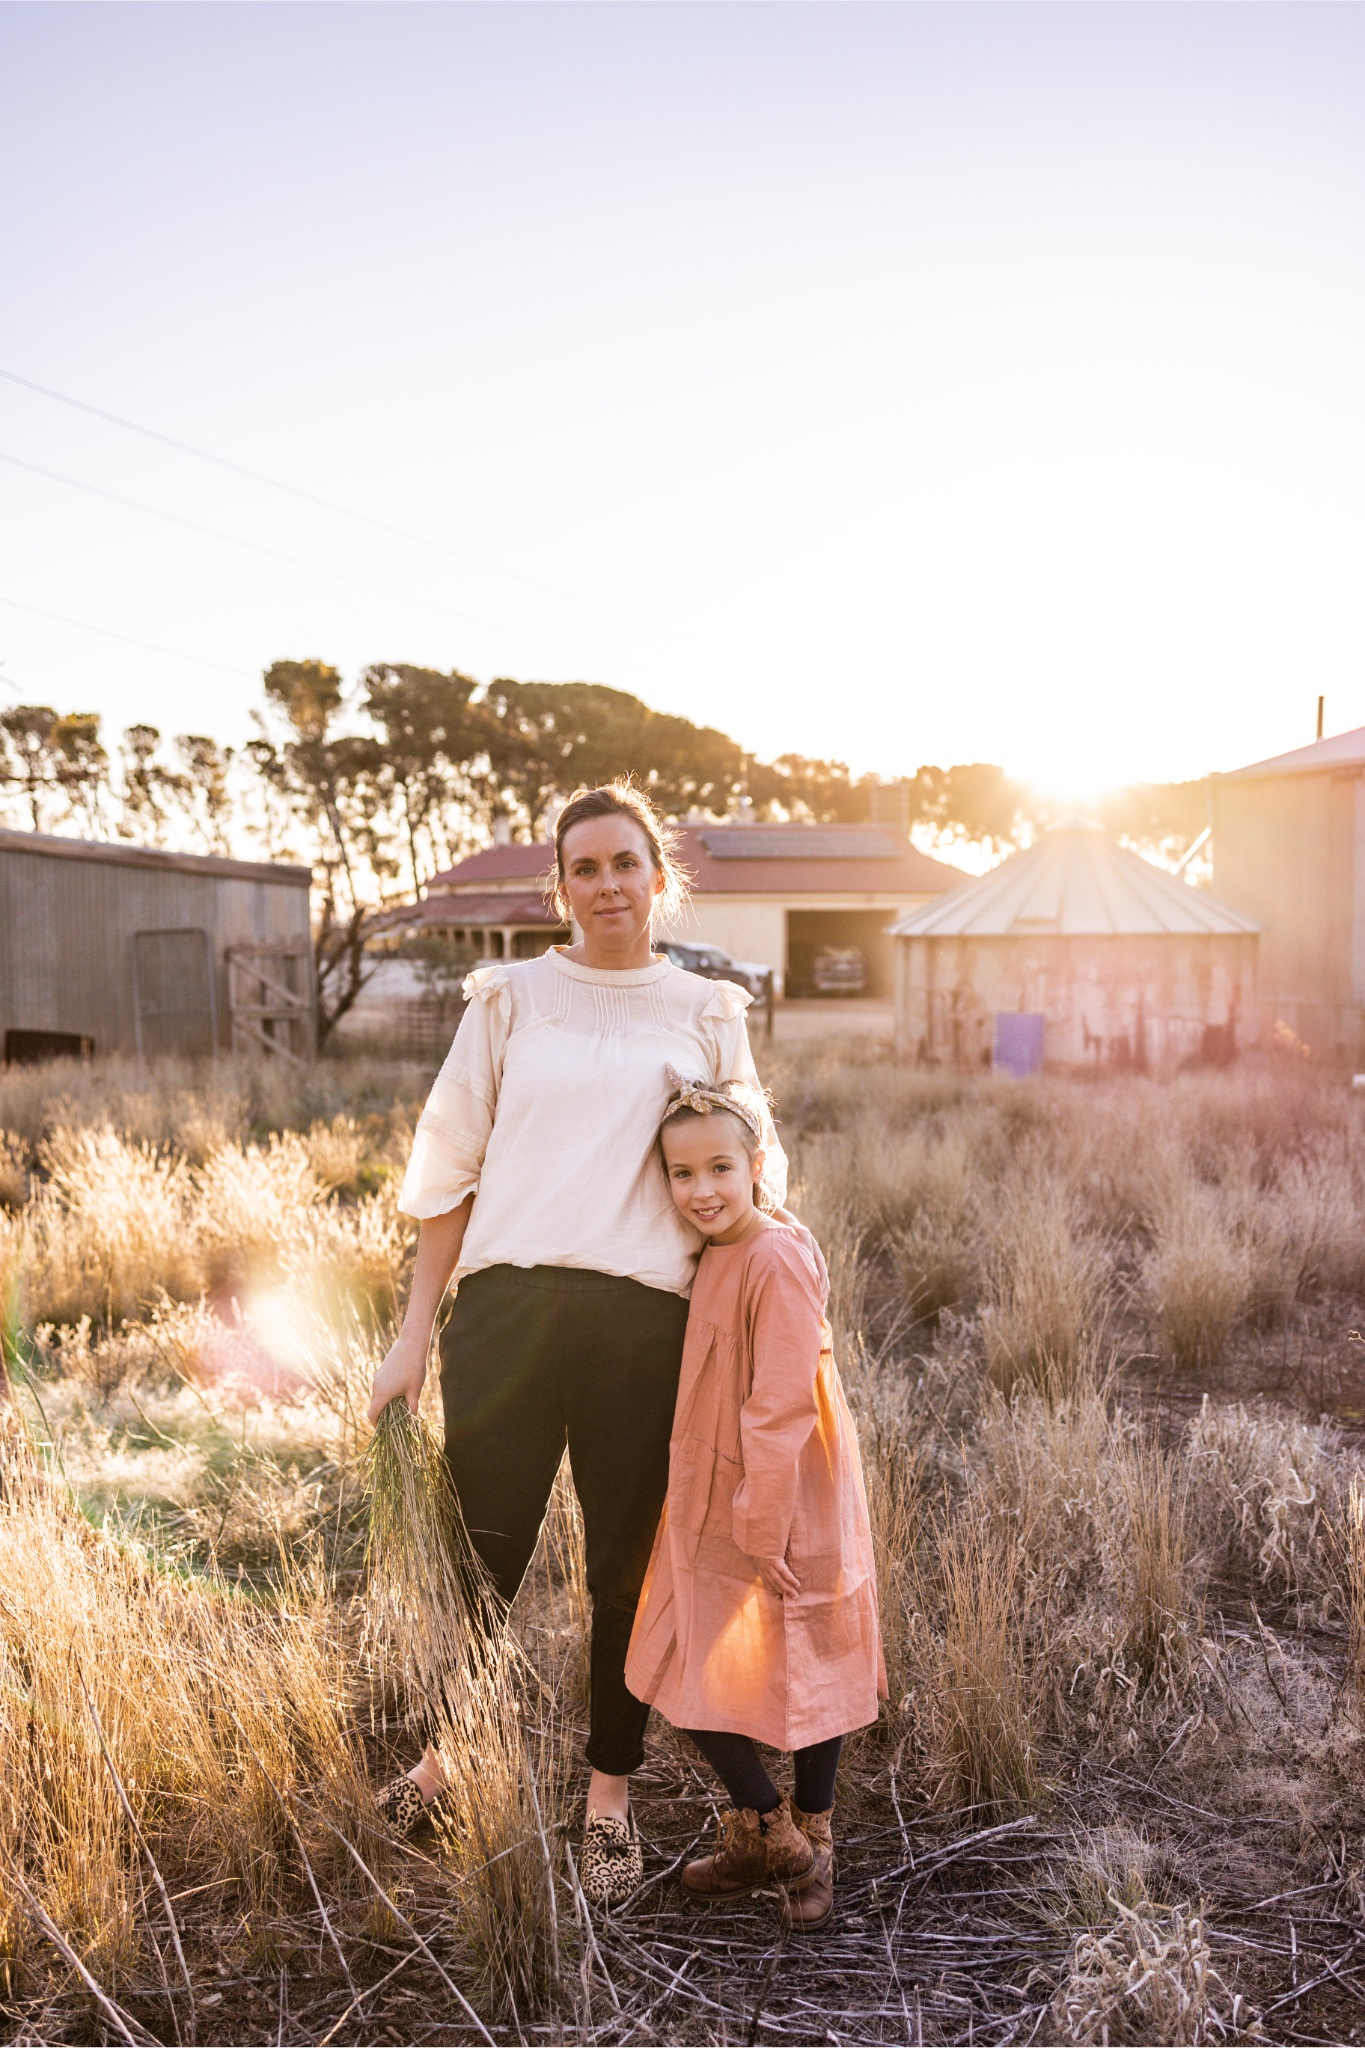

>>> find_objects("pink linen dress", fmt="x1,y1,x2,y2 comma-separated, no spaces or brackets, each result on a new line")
624,1220,887,1750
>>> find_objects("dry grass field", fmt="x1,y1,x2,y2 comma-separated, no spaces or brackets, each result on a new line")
4,1040,1365,2044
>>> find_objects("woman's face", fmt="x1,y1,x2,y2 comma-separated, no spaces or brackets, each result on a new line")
559,816,664,952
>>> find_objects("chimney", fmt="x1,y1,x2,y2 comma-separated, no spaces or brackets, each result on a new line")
1317,695,1325,741
492,811,513,847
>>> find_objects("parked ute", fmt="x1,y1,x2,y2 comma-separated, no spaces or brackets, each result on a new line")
662,942,771,999
811,946,866,996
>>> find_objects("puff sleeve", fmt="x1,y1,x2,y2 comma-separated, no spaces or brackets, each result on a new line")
730,1237,824,1560
397,965,513,1219
701,981,788,1209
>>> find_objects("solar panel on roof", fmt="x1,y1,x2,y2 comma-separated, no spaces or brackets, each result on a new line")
698,829,904,860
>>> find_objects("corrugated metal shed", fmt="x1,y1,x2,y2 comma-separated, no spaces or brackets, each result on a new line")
0,830,315,1059
1210,726,1365,1059
1223,726,1365,780
890,818,1259,940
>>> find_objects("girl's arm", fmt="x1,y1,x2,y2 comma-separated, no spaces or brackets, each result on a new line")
731,1244,823,1585
367,1195,474,1420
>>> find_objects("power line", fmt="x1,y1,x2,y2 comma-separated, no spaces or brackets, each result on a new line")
0,365,660,636
0,593,255,679
0,449,603,660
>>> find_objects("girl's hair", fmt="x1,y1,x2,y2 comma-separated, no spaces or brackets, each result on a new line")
550,779,691,925
659,1077,776,1213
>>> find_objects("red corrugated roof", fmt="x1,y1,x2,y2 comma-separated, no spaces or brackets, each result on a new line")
428,842,554,887
425,824,961,899
381,890,562,930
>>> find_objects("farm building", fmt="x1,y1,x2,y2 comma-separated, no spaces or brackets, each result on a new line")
0,829,315,1061
889,818,1259,1073
387,820,962,997
1210,725,1365,1061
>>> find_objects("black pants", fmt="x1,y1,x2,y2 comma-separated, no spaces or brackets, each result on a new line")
686,1730,844,1816
439,1263,688,1776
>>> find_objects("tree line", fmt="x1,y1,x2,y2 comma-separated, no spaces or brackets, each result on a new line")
0,660,1211,1038
0,658,1210,899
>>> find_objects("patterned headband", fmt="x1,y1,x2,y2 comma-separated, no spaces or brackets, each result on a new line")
661,1066,765,1141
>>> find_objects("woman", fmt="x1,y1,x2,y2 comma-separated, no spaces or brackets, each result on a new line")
366,780,784,1908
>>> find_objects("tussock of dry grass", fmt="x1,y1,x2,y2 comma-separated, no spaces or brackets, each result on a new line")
1054,1894,1262,2044
1108,1434,1195,1686
979,1171,1111,1397
0,1447,373,1988
1184,1397,1365,1628
1,1120,413,1338
1146,1182,1251,1369
906,1507,1040,1815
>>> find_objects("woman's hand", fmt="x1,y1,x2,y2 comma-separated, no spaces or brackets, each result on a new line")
366,1201,473,1425
367,1331,430,1423
753,1554,802,1599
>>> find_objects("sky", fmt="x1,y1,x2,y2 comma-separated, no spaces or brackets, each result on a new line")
1,2,1363,799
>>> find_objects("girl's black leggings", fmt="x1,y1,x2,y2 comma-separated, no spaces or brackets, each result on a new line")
686,1728,844,1815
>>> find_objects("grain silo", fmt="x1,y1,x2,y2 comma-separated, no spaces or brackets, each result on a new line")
889,818,1259,1074
0,830,315,1061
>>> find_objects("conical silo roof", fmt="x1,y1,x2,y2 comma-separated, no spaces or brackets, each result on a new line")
888,818,1259,940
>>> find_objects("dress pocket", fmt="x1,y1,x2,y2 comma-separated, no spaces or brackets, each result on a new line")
668,1436,720,1536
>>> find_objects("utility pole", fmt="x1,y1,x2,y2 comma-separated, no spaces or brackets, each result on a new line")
1317,695,1325,741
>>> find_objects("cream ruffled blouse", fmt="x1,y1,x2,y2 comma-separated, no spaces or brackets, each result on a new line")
398,949,787,1298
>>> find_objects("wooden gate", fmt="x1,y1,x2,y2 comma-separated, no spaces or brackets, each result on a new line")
227,945,314,1062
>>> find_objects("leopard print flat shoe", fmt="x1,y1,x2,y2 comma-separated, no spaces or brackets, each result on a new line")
578,1810,643,1910
374,1775,427,1840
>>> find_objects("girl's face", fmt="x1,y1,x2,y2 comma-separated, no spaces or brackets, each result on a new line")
661,1115,765,1244
559,816,664,953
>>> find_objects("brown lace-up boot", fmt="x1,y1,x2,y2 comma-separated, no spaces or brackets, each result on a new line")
682,1795,816,1899
780,1805,834,1930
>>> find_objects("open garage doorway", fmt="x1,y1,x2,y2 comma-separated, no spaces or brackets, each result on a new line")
786,910,896,997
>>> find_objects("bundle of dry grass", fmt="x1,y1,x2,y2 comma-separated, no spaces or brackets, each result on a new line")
363,1402,566,2017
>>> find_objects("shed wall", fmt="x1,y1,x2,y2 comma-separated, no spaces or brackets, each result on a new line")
1211,769,1361,1058
0,843,313,1055
895,932,1259,1073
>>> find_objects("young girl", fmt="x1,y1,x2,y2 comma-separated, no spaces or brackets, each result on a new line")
625,1074,886,1930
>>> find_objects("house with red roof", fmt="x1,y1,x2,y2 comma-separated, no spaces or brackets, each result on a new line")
388,820,964,998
